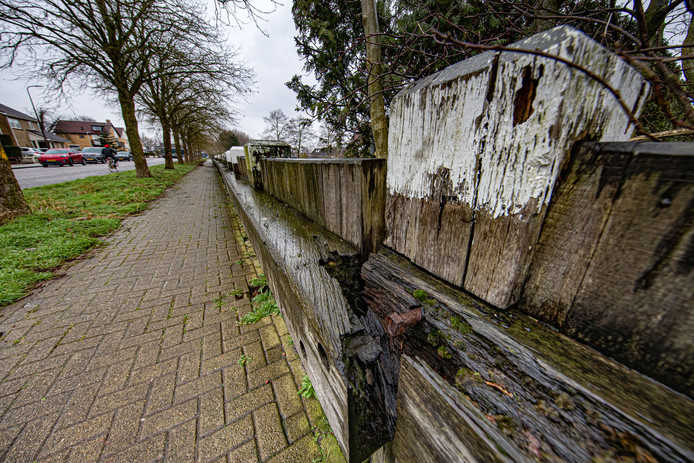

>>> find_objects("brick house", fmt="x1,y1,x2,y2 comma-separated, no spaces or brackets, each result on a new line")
0,103,68,149
53,119,130,151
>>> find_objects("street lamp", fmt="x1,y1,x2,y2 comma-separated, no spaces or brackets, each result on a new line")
26,85,49,149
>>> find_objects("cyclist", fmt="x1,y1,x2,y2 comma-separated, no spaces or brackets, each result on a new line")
102,144,117,169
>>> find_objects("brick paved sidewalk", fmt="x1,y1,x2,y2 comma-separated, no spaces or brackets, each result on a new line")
0,165,337,462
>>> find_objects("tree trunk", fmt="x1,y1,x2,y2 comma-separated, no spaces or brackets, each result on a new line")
535,0,561,32
361,0,388,158
183,138,191,163
162,120,174,170
644,0,668,47
173,128,185,165
0,145,30,226
119,93,151,178
683,14,694,89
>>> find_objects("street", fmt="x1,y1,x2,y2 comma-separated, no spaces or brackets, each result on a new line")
12,157,167,189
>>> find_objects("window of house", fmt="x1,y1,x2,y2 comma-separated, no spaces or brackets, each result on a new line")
91,125,102,132
28,121,37,130
8,118,21,129
79,135,84,138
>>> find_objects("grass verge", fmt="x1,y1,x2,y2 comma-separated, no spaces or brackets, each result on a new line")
0,164,196,306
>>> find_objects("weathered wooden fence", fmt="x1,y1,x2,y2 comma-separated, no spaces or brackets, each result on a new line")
220,25,693,463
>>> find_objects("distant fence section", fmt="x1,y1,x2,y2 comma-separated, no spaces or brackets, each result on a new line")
261,159,386,255
216,24,693,463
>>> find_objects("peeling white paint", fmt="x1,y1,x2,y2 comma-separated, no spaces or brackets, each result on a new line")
388,25,649,218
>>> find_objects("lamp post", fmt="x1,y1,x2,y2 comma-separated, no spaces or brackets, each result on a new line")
26,85,48,149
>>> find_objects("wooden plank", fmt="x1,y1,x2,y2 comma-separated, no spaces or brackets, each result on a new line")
217,164,396,463
360,160,386,256
564,144,694,397
463,200,545,308
392,356,512,463
361,249,694,462
260,159,386,256
386,26,650,309
521,143,631,326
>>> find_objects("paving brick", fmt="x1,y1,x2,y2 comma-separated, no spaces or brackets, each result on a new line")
225,383,274,424
284,412,311,444
55,384,100,429
174,371,222,405
223,330,260,351
223,363,248,400
39,412,112,458
254,403,288,460
177,351,201,384
99,358,135,394
228,439,259,463
198,414,254,463
265,434,321,463
273,374,304,420
65,435,106,462
259,325,281,351
248,361,292,390
242,340,267,373
200,386,225,436
144,372,176,416
0,390,70,427
140,399,197,438
0,166,338,463
102,434,165,463
164,418,196,463
202,350,242,376
0,423,23,460
100,399,146,456
203,331,223,360
90,381,150,417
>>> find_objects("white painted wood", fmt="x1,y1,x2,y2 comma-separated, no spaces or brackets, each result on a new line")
388,25,649,218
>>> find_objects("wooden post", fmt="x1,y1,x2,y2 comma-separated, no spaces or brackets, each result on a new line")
386,26,650,308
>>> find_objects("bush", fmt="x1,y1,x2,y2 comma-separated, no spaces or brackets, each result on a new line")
3,145,21,163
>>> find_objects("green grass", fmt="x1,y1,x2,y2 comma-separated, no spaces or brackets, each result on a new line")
0,164,195,306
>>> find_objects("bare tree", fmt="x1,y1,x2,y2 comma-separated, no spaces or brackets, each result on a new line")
262,109,293,140
287,117,316,155
136,14,252,169
0,0,225,177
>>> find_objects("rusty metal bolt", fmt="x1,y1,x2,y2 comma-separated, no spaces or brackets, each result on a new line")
384,308,423,337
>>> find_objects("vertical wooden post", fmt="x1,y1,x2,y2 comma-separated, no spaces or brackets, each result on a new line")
361,0,388,158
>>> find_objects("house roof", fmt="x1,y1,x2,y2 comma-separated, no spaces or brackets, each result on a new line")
0,103,37,122
115,127,125,138
27,129,69,143
53,120,113,135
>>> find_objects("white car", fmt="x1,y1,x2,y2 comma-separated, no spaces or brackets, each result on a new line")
20,147,41,164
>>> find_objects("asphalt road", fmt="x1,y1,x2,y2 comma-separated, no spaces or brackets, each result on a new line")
12,158,167,189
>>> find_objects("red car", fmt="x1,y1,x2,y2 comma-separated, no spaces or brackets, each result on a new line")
39,148,86,167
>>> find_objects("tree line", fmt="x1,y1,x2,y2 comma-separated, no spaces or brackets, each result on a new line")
289,0,694,157
0,0,256,223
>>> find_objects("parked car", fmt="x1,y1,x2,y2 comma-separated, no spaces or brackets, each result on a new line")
39,148,85,167
81,147,106,163
20,147,41,164
116,151,132,161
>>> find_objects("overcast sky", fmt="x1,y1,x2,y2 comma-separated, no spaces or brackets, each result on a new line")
0,0,310,140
